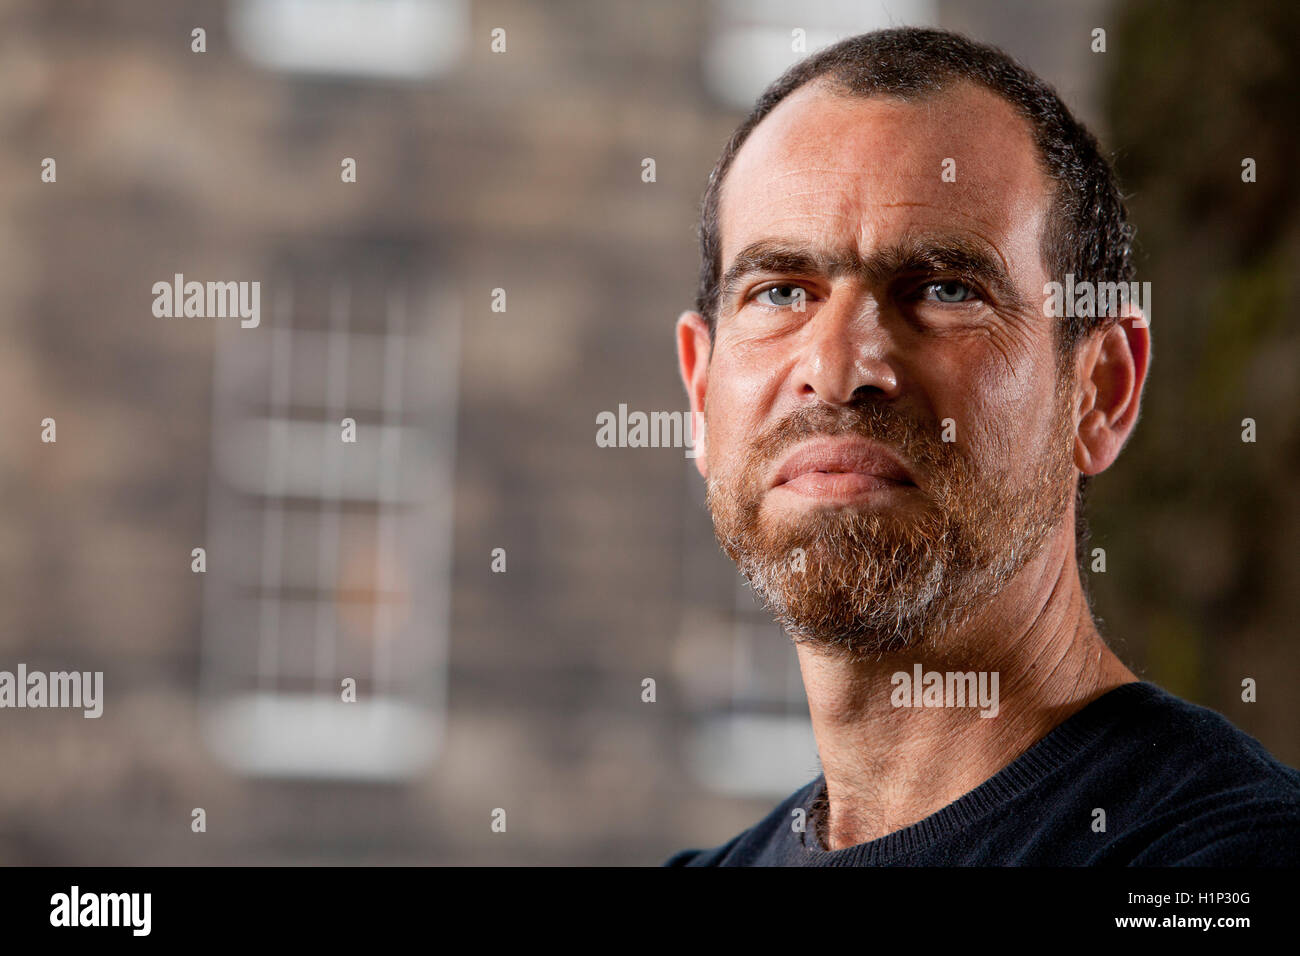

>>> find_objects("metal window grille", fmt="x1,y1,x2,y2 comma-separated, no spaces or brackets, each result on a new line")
199,243,458,780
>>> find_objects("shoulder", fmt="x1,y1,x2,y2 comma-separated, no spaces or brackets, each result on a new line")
660,776,823,866
1116,682,1300,797
660,834,744,867
1099,683,1300,865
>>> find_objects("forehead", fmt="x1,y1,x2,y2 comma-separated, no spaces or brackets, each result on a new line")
718,80,1052,274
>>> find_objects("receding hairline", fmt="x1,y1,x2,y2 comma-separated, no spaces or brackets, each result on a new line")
712,76,1056,290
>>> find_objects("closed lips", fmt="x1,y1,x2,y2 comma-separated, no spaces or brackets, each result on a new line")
772,440,915,488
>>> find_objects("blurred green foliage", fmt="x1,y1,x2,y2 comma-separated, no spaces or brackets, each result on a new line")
1092,0,1300,705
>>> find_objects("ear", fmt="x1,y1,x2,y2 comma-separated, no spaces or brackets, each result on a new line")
1073,307,1151,476
676,309,711,478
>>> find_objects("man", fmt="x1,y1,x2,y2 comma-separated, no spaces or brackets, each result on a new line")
666,27,1300,865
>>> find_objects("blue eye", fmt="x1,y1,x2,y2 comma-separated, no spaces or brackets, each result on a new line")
925,281,975,303
758,285,806,308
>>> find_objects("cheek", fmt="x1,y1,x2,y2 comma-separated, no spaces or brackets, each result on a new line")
701,371,749,476
704,351,781,476
928,343,1055,466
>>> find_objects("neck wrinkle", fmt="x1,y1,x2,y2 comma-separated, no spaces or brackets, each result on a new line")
799,531,1135,852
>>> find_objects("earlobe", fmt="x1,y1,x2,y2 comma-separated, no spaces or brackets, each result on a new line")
1074,409,1105,474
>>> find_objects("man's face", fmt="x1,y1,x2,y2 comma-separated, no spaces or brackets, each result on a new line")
694,80,1078,659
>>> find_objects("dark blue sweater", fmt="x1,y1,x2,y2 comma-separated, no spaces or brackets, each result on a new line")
665,681,1300,865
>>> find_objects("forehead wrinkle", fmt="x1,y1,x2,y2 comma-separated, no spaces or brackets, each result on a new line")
763,164,869,180
732,188,1024,267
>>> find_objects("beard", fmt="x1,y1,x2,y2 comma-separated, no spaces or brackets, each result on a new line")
705,379,1077,662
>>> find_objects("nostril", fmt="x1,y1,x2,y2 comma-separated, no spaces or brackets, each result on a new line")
850,384,889,401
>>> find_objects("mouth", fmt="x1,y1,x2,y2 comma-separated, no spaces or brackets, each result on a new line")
770,438,916,500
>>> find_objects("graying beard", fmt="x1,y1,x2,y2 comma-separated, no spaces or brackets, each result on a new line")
710,493,1041,662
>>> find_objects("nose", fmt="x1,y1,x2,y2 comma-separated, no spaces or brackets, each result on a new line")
793,295,901,404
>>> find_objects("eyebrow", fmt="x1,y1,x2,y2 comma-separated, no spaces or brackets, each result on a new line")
718,235,1027,313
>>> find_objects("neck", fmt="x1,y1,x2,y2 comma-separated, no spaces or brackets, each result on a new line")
795,533,1137,850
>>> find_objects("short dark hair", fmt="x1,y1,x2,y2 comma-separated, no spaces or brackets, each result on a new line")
694,27,1135,359
693,27,1134,585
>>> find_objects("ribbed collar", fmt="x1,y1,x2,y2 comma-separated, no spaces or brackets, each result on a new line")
793,680,1159,865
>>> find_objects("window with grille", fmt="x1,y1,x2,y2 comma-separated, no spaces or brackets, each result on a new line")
199,241,459,780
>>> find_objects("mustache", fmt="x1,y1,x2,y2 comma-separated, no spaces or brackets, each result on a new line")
745,401,954,482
